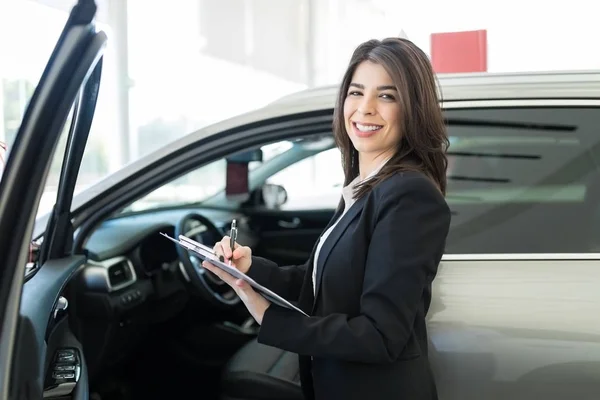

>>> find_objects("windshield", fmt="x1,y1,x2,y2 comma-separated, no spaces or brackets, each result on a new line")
123,140,295,212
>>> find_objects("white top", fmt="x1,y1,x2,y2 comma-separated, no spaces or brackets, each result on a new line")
312,158,390,294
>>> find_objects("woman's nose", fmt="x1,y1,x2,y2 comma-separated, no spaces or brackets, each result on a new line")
357,97,375,115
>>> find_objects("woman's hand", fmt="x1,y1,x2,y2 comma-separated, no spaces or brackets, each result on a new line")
206,236,269,324
213,235,252,274
201,260,270,324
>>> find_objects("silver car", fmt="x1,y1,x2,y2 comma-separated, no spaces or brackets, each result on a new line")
1,4,599,398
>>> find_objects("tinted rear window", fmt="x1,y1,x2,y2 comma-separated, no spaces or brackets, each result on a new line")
445,106,600,254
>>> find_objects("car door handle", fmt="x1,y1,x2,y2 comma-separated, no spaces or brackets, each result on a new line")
278,217,301,229
54,296,68,319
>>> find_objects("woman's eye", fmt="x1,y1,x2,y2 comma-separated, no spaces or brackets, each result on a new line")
380,93,396,100
347,91,362,96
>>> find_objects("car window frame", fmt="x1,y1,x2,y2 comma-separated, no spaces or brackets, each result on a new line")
68,99,600,262
70,111,335,248
441,99,600,261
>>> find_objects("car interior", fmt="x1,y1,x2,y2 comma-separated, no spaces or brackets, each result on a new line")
68,138,336,400
6,3,600,400
19,139,326,400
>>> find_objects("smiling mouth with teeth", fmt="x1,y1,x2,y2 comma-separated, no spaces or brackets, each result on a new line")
353,122,383,133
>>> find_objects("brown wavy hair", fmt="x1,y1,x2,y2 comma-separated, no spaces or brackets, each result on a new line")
332,37,449,197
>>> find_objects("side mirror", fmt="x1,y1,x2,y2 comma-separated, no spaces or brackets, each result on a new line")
262,183,287,209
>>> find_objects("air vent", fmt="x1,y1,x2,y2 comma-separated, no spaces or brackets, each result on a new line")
107,260,133,288
81,256,137,293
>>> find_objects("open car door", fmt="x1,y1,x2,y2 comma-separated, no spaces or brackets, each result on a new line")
0,1,105,398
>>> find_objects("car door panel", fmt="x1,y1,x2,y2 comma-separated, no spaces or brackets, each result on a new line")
0,1,106,398
249,209,335,266
45,314,89,400
16,256,87,398
430,258,600,400
432,104,600,398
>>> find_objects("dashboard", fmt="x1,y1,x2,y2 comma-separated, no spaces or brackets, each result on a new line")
71,207,251,375
84,208,236,260
80,207,246,291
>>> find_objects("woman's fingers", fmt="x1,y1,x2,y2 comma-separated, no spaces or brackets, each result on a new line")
213,242,224,261
202,262,253,303
232,246,248,260
214,237,235,263
220,236,233,259
202,261,236,286
213,237,251,273
202,261,269,324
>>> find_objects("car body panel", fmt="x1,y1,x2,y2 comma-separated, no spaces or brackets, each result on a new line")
432,257,600,399
271,70,600,105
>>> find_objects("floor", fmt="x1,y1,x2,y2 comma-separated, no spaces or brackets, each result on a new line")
90,339,222,400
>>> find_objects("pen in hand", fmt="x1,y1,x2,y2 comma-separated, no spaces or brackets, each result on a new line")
229,219,238,265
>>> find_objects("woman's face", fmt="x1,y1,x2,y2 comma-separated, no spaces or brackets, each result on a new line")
343,61,402,159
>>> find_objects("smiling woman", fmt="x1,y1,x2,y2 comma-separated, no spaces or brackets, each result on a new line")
205,37,451,400
343,61,402,168
334,39,449,200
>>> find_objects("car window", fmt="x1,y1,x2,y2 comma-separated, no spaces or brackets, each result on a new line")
445,106,600,255
3,93,75,275
266,106,600,255
38,119,72,218
124,140,295,213
1,108,73,220
266,147,344,210
125,158,228,212
121,105,600,256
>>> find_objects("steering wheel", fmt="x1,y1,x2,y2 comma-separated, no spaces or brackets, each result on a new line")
175,212,240,307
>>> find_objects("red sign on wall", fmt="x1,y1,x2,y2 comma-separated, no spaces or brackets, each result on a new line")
430,29,488,73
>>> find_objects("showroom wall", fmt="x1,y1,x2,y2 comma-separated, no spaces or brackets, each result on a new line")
1,0,598,216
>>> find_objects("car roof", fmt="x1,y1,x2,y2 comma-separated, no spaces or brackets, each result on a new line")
267,70,600,110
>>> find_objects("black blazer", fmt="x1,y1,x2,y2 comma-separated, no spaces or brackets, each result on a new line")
247,171,451,400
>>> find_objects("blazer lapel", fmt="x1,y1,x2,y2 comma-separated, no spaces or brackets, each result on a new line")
312,196,367,309
298,202,344,312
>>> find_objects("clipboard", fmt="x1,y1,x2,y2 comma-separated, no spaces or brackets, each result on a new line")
160,232,308,316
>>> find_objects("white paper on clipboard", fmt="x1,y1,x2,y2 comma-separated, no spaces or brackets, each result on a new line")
160,232,308,316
